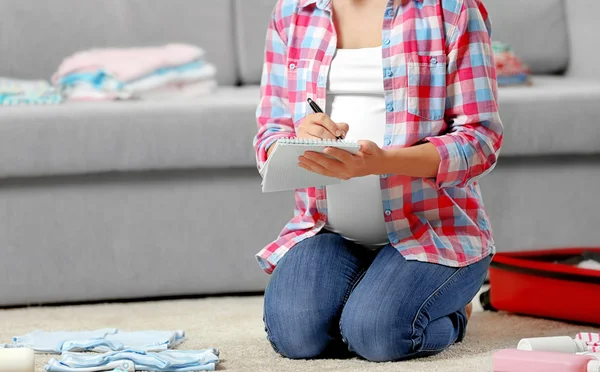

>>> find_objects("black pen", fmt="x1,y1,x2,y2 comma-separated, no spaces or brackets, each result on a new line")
307,98,343,140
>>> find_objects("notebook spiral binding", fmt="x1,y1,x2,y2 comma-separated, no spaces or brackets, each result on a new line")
279,137,359,147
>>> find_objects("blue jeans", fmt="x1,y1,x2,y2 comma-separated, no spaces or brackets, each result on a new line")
263,232,491,362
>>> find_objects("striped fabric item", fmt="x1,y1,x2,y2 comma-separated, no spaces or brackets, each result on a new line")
576,333,600,352
0,78,63,105
253,0,503,274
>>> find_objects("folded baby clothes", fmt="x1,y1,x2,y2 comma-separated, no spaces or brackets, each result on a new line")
46,359,135,372
0,78,63,105
57,71,133,101
12,329,118,353
97,330,186,353
53,44,204,84
126,61,216,96
54,45,217,101
45,349,221,372
11,329,185,353
492,41,531,86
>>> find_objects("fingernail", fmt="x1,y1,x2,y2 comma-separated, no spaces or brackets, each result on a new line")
336,130,342,137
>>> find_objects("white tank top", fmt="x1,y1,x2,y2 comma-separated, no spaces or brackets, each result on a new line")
324,47,389,248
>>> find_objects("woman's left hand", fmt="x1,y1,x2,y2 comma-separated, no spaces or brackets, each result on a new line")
298,140,385,180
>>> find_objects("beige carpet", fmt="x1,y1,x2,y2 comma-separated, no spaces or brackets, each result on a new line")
1,294,598,372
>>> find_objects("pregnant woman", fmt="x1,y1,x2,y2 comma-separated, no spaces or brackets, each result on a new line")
253,0,503,362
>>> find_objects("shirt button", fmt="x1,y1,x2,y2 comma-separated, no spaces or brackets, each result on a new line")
386,103,393,112
392,239,399,244
384,139,391,145
384,39,391,46
430,57,437,64
385,9,393,17
289,63,296,70
384,209,392,216
386,68,393,77
380,174,387,179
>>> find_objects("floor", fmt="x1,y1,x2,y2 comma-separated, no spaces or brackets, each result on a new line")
1,292,598,372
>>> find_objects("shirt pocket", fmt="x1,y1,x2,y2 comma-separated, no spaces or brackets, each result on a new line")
406,54,447,121
287,58,316,125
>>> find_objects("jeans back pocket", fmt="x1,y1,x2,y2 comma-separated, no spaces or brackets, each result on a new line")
407,54,446,121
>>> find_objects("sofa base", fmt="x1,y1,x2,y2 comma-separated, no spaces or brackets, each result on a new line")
0,168,291,306
2,156,598,306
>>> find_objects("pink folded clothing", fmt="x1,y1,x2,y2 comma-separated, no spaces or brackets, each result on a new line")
52,44,204,84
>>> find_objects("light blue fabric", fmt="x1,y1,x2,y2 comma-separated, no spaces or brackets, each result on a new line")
59,61,206,88
497,73,530,86
45,359,135,372
13,329,118,353
0,77,64,105
12,329,185,353
45,349,220,372
58,71,124,90
97,330,185,352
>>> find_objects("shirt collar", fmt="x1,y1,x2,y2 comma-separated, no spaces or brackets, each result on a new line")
298,0,422,10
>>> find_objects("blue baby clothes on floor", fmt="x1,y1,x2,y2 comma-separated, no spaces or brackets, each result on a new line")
99,330,186,352
45,349,221,372
45,359,135,372
12,329,118,353
11,329,185,353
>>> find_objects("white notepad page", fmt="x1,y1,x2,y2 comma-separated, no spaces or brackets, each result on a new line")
261,138,361,193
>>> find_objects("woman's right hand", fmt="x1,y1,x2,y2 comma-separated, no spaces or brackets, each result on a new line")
297,113,349,140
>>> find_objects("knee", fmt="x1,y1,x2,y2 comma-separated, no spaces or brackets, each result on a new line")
263,302,334,359
340,308,415,362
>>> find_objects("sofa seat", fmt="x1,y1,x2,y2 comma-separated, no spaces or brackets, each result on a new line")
498,76,600,156
2,76,599,180
0,87,261,179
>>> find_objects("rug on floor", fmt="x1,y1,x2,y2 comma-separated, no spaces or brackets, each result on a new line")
1,296,598,372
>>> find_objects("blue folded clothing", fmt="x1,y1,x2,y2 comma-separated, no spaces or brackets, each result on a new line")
497,73,530,86
46,349,220,372
12,329,118,353
11,329,185,353
0,77,63,105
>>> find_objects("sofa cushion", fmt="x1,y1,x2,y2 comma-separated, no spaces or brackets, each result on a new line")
497,76,600,156
235,0,570,84
565,0,600,80
0,87,260,179
234,0,277,85
0,0,237,85
484,0,569,74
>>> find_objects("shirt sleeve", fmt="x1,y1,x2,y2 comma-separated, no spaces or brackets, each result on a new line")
425,0,504,189
253,2,296,173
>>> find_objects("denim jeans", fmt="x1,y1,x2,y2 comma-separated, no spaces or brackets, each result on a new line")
263,232,491,362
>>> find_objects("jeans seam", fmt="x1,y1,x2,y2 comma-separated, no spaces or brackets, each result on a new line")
263,310,284,356
339,268,368,344
409,266,469,352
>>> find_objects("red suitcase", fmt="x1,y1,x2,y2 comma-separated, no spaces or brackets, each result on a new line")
480,248,600,325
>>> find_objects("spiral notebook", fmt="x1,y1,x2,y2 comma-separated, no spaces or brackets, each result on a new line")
260,138,361,193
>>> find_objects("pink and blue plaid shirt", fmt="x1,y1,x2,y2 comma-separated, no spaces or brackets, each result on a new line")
253,0,503,274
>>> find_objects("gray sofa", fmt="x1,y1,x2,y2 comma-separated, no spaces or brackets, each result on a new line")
1,0,598,306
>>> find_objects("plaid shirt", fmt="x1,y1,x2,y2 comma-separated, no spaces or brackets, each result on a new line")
253,0,503,274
